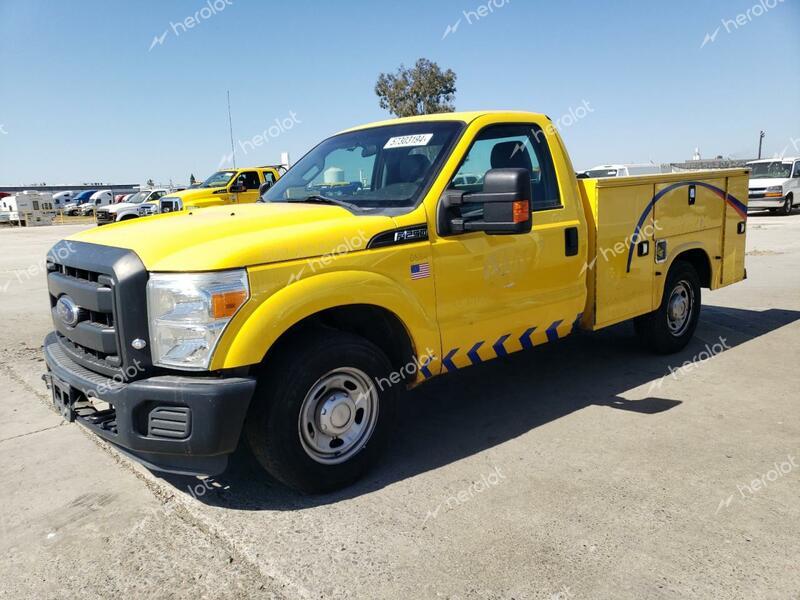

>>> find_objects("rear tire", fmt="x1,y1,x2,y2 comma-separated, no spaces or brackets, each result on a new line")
635,261,701,354
245,329,397,494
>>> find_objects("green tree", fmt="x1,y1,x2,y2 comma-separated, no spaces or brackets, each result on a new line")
375,58,457,117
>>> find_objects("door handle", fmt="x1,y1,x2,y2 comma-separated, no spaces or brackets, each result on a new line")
564,227,579,256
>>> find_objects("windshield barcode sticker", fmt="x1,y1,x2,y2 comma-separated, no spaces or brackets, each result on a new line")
384,134,434,149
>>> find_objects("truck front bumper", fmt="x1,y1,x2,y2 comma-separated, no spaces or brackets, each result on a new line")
42,332,256,476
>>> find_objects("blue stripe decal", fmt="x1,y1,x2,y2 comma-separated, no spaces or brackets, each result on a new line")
492,334,510,357
467,341,484,365
419,355,433,379
442,348,459,372
519,327,537,350
546,320,563,343
625,181,747,273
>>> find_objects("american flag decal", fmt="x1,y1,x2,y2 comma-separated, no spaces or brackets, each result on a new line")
410,262,430,280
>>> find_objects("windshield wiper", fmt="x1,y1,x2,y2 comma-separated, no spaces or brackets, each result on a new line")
288,194,360,211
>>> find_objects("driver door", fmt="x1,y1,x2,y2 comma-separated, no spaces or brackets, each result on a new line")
431,123,585,371
231,171,262,204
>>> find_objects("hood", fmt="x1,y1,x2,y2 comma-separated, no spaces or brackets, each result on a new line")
105,201,144,213
68,202,397,272
749,178,787,188
164,187,224,203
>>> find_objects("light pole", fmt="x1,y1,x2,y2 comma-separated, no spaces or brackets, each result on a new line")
758,131,765,159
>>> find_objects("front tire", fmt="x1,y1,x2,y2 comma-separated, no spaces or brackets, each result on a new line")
781,195,793,216
635,261,701,354
245,330,397,493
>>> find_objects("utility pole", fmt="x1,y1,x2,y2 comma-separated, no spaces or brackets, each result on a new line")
227,90,237,169
758,131,765,159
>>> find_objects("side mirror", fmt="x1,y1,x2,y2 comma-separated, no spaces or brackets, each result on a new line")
437,168,533,236
229,182,246,193
259,181,272,196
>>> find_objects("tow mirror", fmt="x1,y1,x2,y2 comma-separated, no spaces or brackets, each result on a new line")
437,168,533,236
259,181,272,197
229,183,246,193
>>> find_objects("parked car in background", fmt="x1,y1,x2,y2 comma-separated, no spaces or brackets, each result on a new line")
95,188,169,225
80,190,114,216
62,190,97,215
114,194,127,203
156,166,282,214
578,163,664,178
746,158,800,215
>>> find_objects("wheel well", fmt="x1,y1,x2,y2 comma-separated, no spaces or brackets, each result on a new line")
262,304,416,380
672,249,711,288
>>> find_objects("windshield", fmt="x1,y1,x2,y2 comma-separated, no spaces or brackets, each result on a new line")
263,122,463,210
200,171,236,188
125,192,148,204
748,161,791,179
584,169,619,178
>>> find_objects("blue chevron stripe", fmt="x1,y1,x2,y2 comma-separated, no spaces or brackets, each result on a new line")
572,312,583,332
492,334,510,357
546,320,563,343
467,341,484,365
519,327,536,350
419,355,433,379
442,348,459,372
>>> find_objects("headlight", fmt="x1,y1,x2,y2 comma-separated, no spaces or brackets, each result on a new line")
146,270,249,370
766,186,783,193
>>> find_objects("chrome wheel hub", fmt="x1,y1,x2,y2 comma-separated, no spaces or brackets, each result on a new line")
666,280,694,336
298,367,378,465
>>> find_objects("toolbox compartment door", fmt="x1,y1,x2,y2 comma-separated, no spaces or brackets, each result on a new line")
720,174,749,286
653,177,726,238
593,182,656,329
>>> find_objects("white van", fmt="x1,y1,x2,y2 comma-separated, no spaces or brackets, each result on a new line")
80,190,114,216
746,158,800,215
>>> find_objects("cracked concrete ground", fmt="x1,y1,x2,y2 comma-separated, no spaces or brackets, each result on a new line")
0,215,798,599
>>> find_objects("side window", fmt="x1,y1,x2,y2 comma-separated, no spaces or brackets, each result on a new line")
794,162,800,178
449,123,561,211
238,171,261,190
262,171,276,185
33,201,40,210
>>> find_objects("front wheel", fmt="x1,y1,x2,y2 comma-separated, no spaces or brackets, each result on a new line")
245,330,397,493
635,261,701,354
780,195,793,216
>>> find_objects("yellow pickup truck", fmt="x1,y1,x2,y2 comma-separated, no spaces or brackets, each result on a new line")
42,111,748,492
147,165,284,215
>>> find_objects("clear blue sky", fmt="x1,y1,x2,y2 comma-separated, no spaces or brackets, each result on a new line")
1,0,798,185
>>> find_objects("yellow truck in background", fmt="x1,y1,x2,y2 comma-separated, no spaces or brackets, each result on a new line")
144,165,284,215
42,111,748,493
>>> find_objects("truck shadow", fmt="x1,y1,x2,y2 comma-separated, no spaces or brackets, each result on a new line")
158,305,800,510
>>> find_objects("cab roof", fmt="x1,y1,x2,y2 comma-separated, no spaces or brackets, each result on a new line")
747,157,799,163
340,111,550,134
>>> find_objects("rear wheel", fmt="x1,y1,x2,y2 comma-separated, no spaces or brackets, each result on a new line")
635,261,701,354
245,329,397,493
